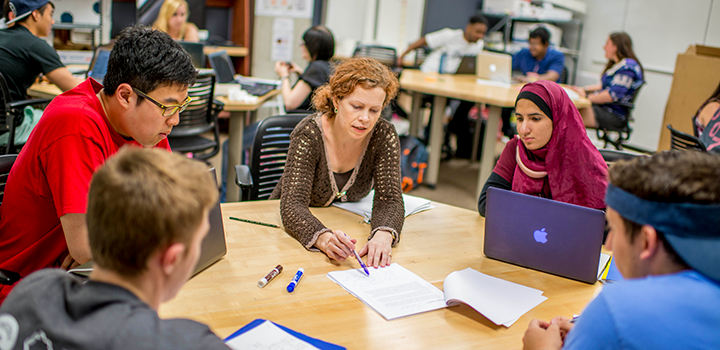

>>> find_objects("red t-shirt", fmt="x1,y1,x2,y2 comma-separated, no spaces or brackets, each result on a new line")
0,79,171,302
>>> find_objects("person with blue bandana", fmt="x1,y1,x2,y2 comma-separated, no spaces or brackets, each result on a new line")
522,151,720,350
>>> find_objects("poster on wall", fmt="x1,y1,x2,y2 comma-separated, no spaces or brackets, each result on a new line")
271,18,294,61
255,0,314,18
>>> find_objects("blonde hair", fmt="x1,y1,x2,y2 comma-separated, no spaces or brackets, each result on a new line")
87,147,218,277
312,57,399,117
153,0,190,39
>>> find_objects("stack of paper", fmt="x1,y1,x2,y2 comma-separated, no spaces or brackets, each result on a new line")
225,319,344,350
443,268,547,327
332,191,434,222
327,263,447,320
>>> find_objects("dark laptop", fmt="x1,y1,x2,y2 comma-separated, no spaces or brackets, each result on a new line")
178,41,206,68
86,43,114,85
455,55,477,75
207,51,279,96
484,187,606,284
69,168,227,278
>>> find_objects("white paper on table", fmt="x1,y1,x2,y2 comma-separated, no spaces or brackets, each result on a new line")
443,268,547,327
327,263,447,320
225,320,320,350
597,253,611,279
332,191,434,222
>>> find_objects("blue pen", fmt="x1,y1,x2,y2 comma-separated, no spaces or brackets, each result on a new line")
342,233,370,276
286,268,304,293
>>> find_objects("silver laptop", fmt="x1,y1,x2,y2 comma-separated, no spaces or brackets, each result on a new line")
475,51,512,84
69,168,227,278
484,187,606,284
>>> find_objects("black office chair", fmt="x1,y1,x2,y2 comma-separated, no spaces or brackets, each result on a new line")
596,84,644,151
559,66,568,85
0,73,50,155
0,154,17,208
412,47,431,69
234,114,309,201
598,149,644,167
667,124,707,152
168,73,224,161
353,45,399,71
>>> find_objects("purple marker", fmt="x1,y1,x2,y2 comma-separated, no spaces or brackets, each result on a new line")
342,232,370,276
286,268,304,293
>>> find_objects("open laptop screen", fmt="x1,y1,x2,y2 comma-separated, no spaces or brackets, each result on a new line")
207,51,236,83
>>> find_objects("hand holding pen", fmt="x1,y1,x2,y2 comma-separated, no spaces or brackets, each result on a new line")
316,230,356,262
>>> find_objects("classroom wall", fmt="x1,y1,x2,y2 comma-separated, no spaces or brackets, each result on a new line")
576,0,720,150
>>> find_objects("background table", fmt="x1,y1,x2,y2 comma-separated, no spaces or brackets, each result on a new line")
399,70,591,198
159,200,601,349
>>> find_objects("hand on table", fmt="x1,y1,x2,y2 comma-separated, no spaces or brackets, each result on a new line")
522,319,564,350
358,230,393,268
569,86,587,98
316,230,356,261
550,316,575,340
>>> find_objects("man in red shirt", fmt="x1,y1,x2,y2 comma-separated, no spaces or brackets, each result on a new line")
0,24,197,302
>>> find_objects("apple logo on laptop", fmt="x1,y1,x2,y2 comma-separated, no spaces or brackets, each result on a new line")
533,228,548,244
489,64,497,72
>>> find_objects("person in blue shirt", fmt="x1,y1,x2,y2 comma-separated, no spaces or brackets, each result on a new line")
570,32,644,128
522,151,720,350
512,27,565,83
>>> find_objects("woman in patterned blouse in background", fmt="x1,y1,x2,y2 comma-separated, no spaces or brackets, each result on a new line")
270,57,404,268
571,32,644,129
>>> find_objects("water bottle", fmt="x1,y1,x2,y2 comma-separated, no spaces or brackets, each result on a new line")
438,51,447,74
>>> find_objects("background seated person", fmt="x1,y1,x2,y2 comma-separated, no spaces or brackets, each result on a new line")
694,80,720,137
0,147,230,349
0,25,196,303
700,109,720,153
274,26,334,113
512,26,565,83
477,80,608,217
398,14,488,72
523,151,720,350
270,57,404,268
571,32,644,129
153,0,198,42
0,0,79,102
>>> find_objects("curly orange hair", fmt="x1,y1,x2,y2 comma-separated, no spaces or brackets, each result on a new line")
312,57,399,117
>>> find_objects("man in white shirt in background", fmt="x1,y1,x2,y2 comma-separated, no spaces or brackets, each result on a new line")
397,14,489,159
398,14,488,72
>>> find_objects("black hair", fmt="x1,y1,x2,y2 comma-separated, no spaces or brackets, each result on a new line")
529,26,550,46
15,1,53,24
3,0,10,21
303,25,334,61
469,14,489,27
103,25,196,103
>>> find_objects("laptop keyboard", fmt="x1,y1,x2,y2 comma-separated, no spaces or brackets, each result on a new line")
239,83,277,97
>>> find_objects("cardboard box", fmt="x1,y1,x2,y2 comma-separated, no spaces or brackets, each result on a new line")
658,45,720,150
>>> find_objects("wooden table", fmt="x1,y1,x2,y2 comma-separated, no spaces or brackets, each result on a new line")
26,83,279,202
399,70,591,198
159,200,601,349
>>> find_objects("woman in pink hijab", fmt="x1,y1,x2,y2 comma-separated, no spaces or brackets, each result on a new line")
478,80,608,216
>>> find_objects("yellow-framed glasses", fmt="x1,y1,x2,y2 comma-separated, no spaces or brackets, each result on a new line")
132,87,192,117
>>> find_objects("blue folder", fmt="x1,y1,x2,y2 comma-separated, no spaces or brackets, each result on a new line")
225,319,345,350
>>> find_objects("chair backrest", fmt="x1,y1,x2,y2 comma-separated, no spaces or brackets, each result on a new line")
667,124,707,151
0,73,17,154
169,73,216,138
598,149,642,167
413,47,431,68
247,114,309,200
559,66,568,85
0,154,18,206
353,45,397,68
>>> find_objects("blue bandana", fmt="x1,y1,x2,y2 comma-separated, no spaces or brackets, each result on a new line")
605,183,720,281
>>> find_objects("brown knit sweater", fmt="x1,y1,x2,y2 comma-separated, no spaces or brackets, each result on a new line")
269,114,405,250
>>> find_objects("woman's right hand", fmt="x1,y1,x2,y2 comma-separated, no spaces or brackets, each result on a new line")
274,61,291,78
316,230,357,261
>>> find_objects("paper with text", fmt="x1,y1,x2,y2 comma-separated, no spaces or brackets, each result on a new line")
443,268,547,327
332,191,434,222
225,320,320,350
327,263,446,320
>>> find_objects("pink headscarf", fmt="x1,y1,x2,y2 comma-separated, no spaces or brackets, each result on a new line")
497,81,608,210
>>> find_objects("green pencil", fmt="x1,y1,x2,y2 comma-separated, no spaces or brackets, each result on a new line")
229,216,280,228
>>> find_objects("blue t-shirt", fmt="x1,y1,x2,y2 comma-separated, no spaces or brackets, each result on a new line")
512,48,565,82
563,270,720,349
600,58,644,118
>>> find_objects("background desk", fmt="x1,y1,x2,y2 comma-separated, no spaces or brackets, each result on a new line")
159,200,601,349
399,70,591,198
26,83,279,202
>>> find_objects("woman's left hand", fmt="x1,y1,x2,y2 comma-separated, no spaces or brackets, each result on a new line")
358,230,393,268
274,61,291,78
